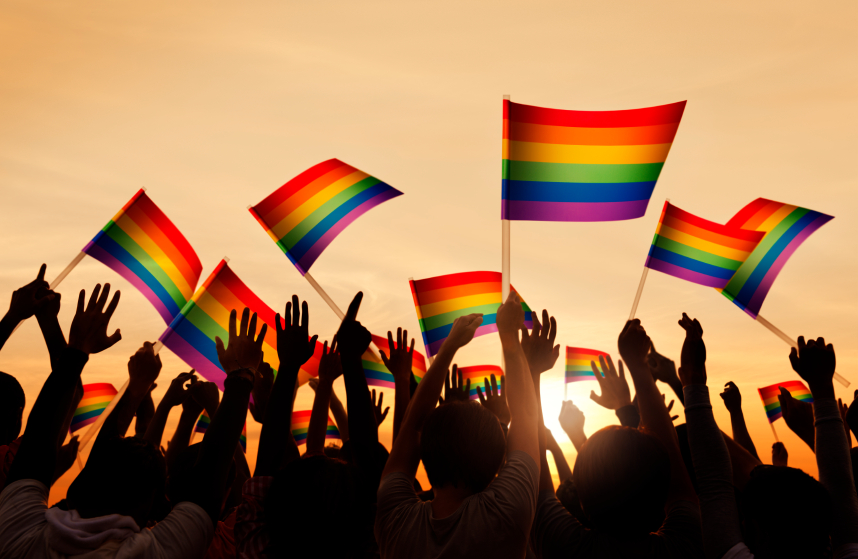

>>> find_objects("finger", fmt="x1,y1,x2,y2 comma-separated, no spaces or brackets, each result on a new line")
309,335,319,349
228,309,237,342
477,386,486,404
104,291,121,320
106,329,122,347
330,335,337,354
323,340,329,356
797,336,806,353
215,336,226,361
465,379,471,398
240,308,250,338
498,375,505,397
590,390,605,406
531,311,542,337
789,347,800,372
671,414,679,421
301,300,309,331
548,316,557,345
378,392,384,408
275,313,283,335
445,371,451,394
618,360,626,383
667,399,675,413
458,369,464,392
345,292,363,322
284,300,292,327
382,407,390,419
591,360,604,380
490,373,498,395
395,327,401,350
371,388,377,404
255,322,268,349
36,263,46,283
379,350,390,368
76,289,85,315
604,354,616,376
248,312,258,339
95,283,111,312
540,309,550,339
388,330,395,353
408,337,415,360
87,284,102,311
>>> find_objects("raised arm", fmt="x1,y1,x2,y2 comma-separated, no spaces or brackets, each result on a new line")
719,381,760,460
166,382,207,471
789,336,858,548
143,370,197,448
310,378,350,441
382,312,483,480
379,328,415,443
557,401,587,452
307,340,341,455
0,264,55,352
545,429,573,483
647,344,684,406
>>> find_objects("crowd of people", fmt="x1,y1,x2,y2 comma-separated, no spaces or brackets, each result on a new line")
0,264,856,558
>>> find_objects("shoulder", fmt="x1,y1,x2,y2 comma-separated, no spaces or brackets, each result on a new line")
141,501,214,557
0,480,50,557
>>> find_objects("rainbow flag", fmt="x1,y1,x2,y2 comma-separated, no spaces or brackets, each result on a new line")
82,189,202,324
409,272,533,357
239,423,247,453
721,199,834,318
159,260,322,390
458,365,503,400
758,380,813,423
249,159,403,275
565,347,610,383
194,410,210,434
645,201,765,289
70,383,118,433
291,410,340,445
502,100,686,222
362,334,428,388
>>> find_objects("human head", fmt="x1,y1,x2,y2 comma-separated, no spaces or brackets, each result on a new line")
167,442,235,516
0,372,25,446
67,436,166,528
572,425,670,537
740,465,832,558
421,401,505,493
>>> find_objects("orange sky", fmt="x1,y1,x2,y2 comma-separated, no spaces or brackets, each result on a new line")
0,0,856,502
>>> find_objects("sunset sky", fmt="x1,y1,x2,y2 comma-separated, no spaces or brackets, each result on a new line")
0,0,855,502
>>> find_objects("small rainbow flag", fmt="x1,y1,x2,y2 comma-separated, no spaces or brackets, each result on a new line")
458,365,503,400
502,100,686,222
249,159,403,275
239,423,247,453
361,334,428,389
70,383,118,433
291,410,340,446
565,347,610,383
758,380,813,423
409,271,533,357
159,260,322,390
82,189,202,324
721,199,833,318
645,201,765,289
194,410,210,434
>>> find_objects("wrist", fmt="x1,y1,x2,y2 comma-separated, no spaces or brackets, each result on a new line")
809,382,835,400
498,331,519,345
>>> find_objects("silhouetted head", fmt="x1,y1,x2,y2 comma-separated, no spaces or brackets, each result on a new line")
266,455,361,558
67,436,166,528
421,401,505,494
573,425,670,537
167,442,235,518
740,465,832,559
0,372,25,446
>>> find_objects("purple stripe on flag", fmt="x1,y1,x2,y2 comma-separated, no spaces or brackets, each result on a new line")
502,199,650,222
645,257,728,288
366,378,396,389
159,329,227,390
426,322,499,356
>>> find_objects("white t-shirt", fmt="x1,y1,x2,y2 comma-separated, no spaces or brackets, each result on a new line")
723,542,858,559
0,480,214,559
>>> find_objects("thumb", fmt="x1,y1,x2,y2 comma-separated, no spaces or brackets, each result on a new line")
590,390,604,407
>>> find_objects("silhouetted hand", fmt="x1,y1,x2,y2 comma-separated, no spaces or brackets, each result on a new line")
68,284,121,354
678,313,706,387
617,319,652,367
275,295,318,369
846,390,858,440
496,292,523,337
183,382,206,418
380,328,415,385
318,339,343,384
477,374,510,425
665,395,679,421
647,344,678,385
54,435,80,481
789,336,836,399
440,365,470,405
778,386,815,450
127,342,162,395
371,389,389,426
336,293,372,360
720,381,742,413
34,289,61,322
559,400,585,438
250,362,274,424
134,383,157,437
216,308,268,376
7,264,54,322
445,314,483,350
520,309,560,375
772,442,788,467
162,371,198,407
191,381,220,418
590,355,631,411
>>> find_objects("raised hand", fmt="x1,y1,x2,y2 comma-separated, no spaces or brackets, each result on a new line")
249,361,274,424
647,344,678,385
68,284,121,354
216,307,268,376
134,383,157,437
677,313,706,387
617,318,651,368
336,293,372,360
162,370,198,407
440,365,471,405
772,442,788,467
789,336,836,399
778,386,815,450
380,328,415,385
275,295,318,369
371,389,389,426
558,400,585,439
318,339,343,384
846,390,858,440
665,396,679,421
720,381,742,413
6,264,54,322
182,381,206,418
127,342,162,395
496,292,523,338
445,313,483,350
589,355,631,411
520,309,560,375
192,381,221,418
477,374,510,425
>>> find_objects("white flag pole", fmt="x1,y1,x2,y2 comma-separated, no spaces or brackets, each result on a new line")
501,94,511,301
756,315,849,387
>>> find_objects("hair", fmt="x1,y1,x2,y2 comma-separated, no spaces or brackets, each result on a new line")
572,425,670,537
266,455,362,558
739,465,832,559
67,436,166,527
420,401,506,494
0,371,25,446
167,442,235,517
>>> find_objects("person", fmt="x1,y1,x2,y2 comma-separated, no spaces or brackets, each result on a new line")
374,292,541,558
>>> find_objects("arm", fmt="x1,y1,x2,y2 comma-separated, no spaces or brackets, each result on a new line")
133,385,156,438
0,264,54,352
34,288,66,372
546,429,573,483
789,336,858,547
307,340,340,455
778,387,816,451
719,381,760,460
310,378,350,441
143,371,196,448
167,404,202,471
772,442,788,467
249,361,274,425
647,344,685,406
382,312,484,480
557,400,587,452
846,389,858,441
380,328,415,443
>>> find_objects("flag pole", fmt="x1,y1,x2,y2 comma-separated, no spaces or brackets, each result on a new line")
756,314,849,387
9,252,87,338
303,271,345,320
770,421,779,443
628,198,668,320
501,94,511,301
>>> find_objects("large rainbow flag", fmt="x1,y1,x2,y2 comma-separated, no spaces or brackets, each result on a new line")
82,189,202,324
159,260,322,390
502,100,686,222
70,383,118,433
291,410,341,446
249,159,403,275
721,199,833,318
362,334,428,389
565,347,610,383
645,202,765,289
758,380,813,423
458,365,503,400
409,271,533,357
